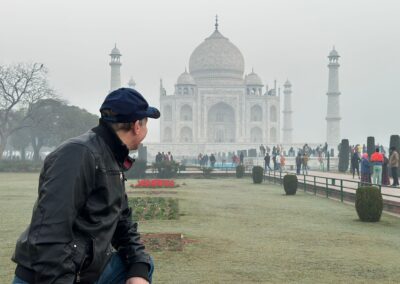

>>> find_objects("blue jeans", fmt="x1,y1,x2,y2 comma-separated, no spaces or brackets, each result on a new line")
12,253,154,284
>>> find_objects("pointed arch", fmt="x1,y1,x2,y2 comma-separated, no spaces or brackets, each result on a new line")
250,105,262,121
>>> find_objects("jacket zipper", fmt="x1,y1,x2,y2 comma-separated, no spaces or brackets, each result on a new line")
76,255,87,283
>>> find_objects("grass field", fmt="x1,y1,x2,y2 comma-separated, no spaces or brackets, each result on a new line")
2,173,400,283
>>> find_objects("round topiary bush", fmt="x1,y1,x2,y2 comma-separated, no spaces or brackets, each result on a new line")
355,186,383,222
283,174,298,195
252,166,264,184
236,165,245,178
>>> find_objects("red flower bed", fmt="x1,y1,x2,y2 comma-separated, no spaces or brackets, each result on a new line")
131,179,175,188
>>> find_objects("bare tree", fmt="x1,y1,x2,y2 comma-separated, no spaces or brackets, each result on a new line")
0,63,55,159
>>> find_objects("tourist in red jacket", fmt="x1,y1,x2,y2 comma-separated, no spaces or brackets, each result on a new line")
370,148,384,185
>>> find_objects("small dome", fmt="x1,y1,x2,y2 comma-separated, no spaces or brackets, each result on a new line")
245,70,263,86
284,80,292,87
329,47,339,57
128,77,136,88
110,44,121,56
177,69,196,85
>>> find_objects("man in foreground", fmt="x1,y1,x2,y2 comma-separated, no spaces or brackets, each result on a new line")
12,88,160,284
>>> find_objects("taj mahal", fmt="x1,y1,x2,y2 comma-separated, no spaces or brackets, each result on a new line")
108,18,341,157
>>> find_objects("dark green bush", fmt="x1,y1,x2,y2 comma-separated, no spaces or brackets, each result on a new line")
252,166,264,184
0,160,42,172
338,139,350,172
125,159,147,179
202,167,213,178
236,165,245,178
283,174,298,195
178,164,186,172
153,161,179,178
355,186,383,222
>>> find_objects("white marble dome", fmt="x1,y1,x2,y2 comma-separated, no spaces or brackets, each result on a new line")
177,69,196,85
189,28,245,84
110,45,121,56
245,70,263,86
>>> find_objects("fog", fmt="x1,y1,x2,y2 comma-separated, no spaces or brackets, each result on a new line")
1,0,399,145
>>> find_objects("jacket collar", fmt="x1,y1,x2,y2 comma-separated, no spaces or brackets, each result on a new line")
92,119,133,169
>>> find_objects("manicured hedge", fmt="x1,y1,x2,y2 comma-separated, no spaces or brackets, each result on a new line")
283,174,298,195
0,160,42,172
252,166,264,184
355,186,383,222
236,165,245,178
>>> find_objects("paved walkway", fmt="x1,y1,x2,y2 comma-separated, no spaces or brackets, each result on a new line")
282,169,400,201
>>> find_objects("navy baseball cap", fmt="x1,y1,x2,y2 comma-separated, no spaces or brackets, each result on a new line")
100,88,160,123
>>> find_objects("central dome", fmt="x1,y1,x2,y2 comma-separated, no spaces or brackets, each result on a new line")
189,28,245,85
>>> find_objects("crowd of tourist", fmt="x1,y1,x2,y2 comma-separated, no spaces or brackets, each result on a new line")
155,151,174,162
353,146,399,187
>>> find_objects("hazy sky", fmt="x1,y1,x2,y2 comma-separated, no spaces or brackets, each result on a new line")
1,0,399,145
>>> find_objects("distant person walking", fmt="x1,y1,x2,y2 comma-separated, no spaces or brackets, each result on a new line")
360,153,371,185
318,153,324,171
264,152,272,173
239,151,244,165
382,154,390,186
370,148,384,185
296,153,302,174
351,151,361,179
210,153,216,168
389,147,399,186
280,154,286,172
302,153,309,175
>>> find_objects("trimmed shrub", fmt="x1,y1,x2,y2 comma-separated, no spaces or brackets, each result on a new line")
367,136,375,158
202,167,213,178
236,165,245,178
283,174,298,195
338,139,350,172
0,160,42,172
125,160,147,179
153,161,179,178
355,186,383,222
252,166,264,184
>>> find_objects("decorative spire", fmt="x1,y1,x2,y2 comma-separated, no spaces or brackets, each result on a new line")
215,15,219,30
128,76,136,88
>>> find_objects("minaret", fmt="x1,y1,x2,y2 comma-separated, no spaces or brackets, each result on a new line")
109,44,122,92
282,80,293,144
159,79,166,96
326,46,341,148
128,77,136,89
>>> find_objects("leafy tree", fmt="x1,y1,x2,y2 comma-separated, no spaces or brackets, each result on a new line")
7,100,98,162
55,104,98,144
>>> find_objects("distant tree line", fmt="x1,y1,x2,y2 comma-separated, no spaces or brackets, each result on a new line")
0,63,98,161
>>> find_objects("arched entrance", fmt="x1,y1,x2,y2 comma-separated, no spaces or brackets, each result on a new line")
207,102,236,143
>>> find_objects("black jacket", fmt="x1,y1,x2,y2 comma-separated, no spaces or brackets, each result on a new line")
12,120,150,283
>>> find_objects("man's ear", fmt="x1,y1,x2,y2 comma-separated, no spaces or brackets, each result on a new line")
132,120,140,135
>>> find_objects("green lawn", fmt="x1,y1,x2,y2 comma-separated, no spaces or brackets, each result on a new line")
2,173,400,283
